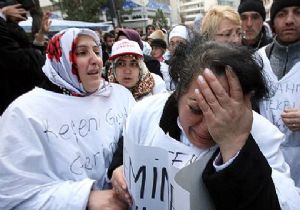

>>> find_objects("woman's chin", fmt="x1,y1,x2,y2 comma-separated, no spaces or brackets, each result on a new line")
190,138,215,149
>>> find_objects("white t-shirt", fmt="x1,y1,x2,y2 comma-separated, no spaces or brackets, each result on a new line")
0,84,135,210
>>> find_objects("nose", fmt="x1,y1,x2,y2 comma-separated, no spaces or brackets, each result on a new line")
285,11,295,25
123,66,132,74
90,51,102,67
246,17,253,27
230,33,241,45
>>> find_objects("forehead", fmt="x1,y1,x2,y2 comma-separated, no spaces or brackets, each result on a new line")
240,11,261,17
106,37,115,41
77,35,97,45
117,55,139,60
218,19,241,31
170,36,187,43
152,46,164,49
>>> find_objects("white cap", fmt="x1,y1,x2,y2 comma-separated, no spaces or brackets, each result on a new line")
168,25,189,42
109,39,143,60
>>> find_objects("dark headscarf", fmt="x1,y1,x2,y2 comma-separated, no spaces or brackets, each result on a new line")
116,28,144,50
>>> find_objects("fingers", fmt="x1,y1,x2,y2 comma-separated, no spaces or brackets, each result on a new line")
196,69,229,113
111,166,132,206
283,108,298,113
112,166,127,190
6,4,27,21
225,66,243,101
285,123,299,132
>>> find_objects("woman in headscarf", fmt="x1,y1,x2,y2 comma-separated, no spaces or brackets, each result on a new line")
108,39,166,101
0,28,134,210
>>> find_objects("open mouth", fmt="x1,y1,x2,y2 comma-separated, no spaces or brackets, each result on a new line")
123,77,132,81
87,70,99,75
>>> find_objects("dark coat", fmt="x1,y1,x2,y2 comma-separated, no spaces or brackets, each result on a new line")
0,17,46,114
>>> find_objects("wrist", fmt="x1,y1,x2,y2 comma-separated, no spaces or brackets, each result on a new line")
0,8,7,21
218,135,247,162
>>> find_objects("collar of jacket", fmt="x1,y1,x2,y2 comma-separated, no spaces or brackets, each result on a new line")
159,93,181,141
272,38,300,61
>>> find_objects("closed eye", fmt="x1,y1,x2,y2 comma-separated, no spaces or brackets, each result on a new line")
76,51,87,56
188,104,202,115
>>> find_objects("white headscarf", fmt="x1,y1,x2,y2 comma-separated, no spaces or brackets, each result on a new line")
168,25,189,42
42,28,111,96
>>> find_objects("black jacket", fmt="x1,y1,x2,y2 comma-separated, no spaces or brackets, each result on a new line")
0,18,46,114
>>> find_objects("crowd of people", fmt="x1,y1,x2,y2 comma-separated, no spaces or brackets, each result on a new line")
0,0,300,209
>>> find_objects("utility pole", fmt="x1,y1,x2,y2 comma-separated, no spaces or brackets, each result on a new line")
110,0,121,28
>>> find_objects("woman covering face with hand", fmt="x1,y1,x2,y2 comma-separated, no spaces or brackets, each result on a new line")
109,36,300,209
0,28,135,210
108,39,166,101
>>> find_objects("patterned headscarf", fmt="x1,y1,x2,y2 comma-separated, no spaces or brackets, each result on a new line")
108,57,155,100
42,28,111,96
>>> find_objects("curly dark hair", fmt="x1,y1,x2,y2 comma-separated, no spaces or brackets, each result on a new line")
170,34,268,107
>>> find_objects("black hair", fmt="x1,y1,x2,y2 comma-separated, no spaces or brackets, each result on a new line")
146,24,155,31
171,34,268,106
103,31,115,42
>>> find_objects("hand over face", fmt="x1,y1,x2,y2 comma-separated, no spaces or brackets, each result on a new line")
87,189,128,210
194,67,253,162
281,108,300,131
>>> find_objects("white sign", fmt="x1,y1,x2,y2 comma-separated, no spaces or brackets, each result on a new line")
123,139,215,210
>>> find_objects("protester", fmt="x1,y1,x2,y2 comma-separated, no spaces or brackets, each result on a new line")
116,28,162,78
257,0,300,187
144,24,155,41
238,0,273,50
0,28,134,210
108,39,166,101
148,30,167,62
0,3,50,114
162,24,193,90
109,36,300,209
201,5,243,45
101,31,115,65
147,29,165,44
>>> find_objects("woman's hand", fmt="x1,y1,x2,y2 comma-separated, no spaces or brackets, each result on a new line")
34,12,51,45
281,108,300,131
87,189,128,210
111,166,133,206
195,67,253,162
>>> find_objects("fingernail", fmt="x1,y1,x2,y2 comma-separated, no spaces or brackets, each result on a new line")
204,68,211,74
195,88,200,95
198,75,204,83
